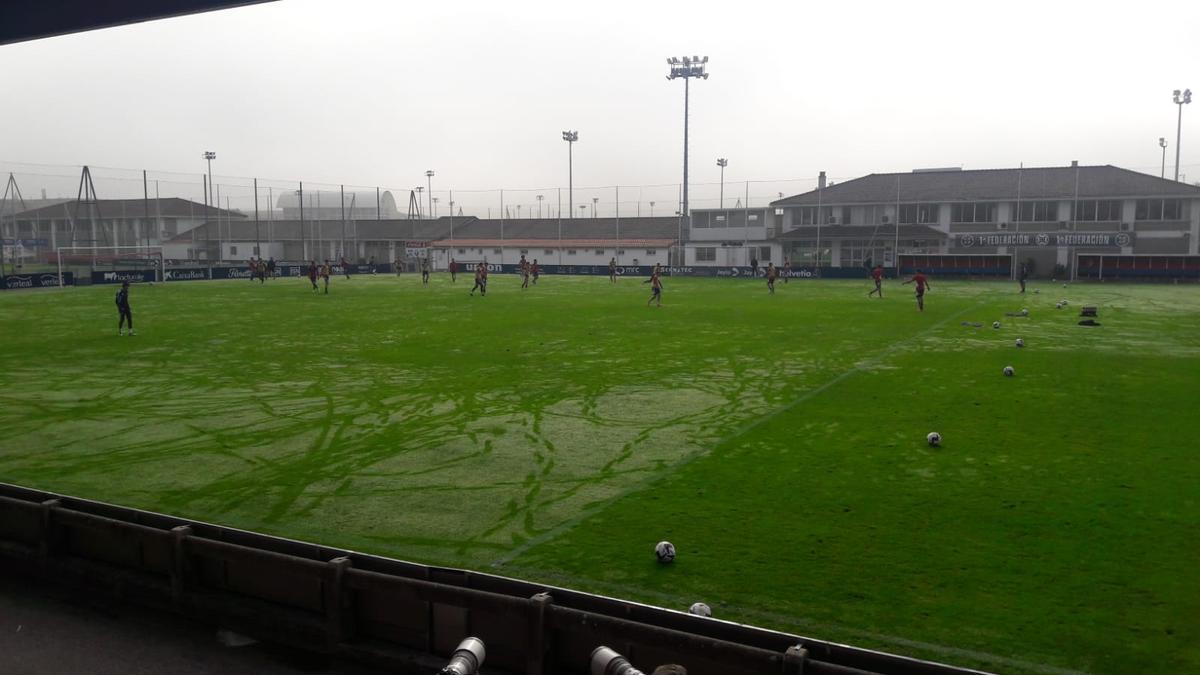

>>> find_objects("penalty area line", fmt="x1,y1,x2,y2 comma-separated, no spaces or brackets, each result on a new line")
491,299,986,568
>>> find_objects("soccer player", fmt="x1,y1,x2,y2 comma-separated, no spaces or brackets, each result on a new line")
531,259,540,284
609,257,617,283
321,260,332,294
421,256,431,285
115,280,134,336
646,271,662,307
903,269,931,311
469,263,485,296
308,260,319,292
868,263,885,298
267,256,276,279
521,260,531,289
341,256,351,280
368,256,376,274
750,255,758,278
257,258,266,284
766,262,778,294
783,258,792,283
1018,262,1028,294
247,257,257,282
449,258,458,283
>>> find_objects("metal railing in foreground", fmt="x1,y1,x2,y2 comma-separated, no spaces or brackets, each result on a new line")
0,482,988,675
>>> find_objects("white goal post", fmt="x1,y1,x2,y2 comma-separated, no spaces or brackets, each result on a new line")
55,245,165,287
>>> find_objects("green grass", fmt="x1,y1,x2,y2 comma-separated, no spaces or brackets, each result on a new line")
1,274,1197,674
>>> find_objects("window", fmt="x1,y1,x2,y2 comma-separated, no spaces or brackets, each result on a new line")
748,214,759,222
645,249,656,255
758,246,771,262
1136,199,1183,221
1011,201,1058,222
567,249,577,255
253,246,260,255
951,202,996,223
230,245,238,255
715,215,726,223
1073,200,1122,222
493,249,502,254
899,203,939,224
457,248,466,254
840,239,887,268
519,249,529,255
695,247,716,262
543,249,553,255
618,249,625,255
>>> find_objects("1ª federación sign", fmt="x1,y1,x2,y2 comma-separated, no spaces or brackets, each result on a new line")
956,232,1134,249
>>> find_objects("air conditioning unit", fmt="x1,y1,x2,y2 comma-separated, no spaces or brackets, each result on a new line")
1120,222,1132,231
881,215,890,224
827,217,839,225
998,222,1008,230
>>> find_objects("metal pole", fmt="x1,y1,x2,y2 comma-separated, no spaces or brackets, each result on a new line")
299,182,305,261
744,180,749,265
615,185,620,264
568,141,573,226
1176,100,1184,182
376,187,381,221
557,187,562,265
893,176,900,274
254,178,260,257
340,185,346,257
720,162,724,209
142,170,150,250
682,76,690,268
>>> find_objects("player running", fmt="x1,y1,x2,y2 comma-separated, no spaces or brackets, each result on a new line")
470,263,488,296
521,260,531,289
341,256,351,280
766,262,778,294
449,258,458,283
609,257,617,283
783,258,792,283
645,271,663,307
421,257,431,285
868,263,885,298
308,260,319,292
116,280,135,336
903,269,931,311
531,259,540,284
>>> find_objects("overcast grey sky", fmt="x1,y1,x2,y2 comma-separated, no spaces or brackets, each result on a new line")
2,0,1199,208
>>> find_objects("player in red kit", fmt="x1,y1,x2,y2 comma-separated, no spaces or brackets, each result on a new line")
903,269,930,311
868,264,885,298
531,259,540,284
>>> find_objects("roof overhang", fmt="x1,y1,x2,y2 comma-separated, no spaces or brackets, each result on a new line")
1,1,275,46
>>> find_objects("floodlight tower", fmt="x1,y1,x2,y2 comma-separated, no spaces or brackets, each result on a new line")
592,196,598,218
536,194,544,218
717,157,728,209
425,170,435,218
1173,89,1192,182
202,151,216,206
1160,137,1168,179
562,130,578,220
667,56,709,263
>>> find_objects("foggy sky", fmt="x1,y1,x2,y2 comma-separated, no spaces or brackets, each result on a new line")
2,0,1199,205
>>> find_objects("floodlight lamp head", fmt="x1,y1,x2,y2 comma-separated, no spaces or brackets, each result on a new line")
1185,89,1193,103
1160,137,1167,146
702,56,709,63
426,170,435,177
1174,89,1182,102
682,56,691,64
203,151,216,160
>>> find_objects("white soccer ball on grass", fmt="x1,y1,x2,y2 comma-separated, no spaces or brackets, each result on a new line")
1003,366,1015,377
688,602,712,617
926,432,942,447
992,321,1001,329
655,541,676,564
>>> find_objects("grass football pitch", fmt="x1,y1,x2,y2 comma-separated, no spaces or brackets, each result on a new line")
1,273,1197,674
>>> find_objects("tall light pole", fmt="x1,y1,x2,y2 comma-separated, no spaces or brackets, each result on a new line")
667,56,709,264
562,131,578,220
579,205,587,218
432,196,439,218
717,157,728,209
425,170,435,218
592,196,598,218
650,201,655,217
537,194,544,218
1160,137,1168,179
202,151,216,208
1173,89,1192,182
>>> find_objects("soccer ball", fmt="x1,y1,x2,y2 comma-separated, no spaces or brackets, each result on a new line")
1020,308,1029,316
1055,302,1063,310
992,321,1001,329
655,541,676,564
1063,283,1068,288
1003,366,1015,377
1015,338,1025,348
688,602,712,617
926,432,941,447
1034,289,1040,294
